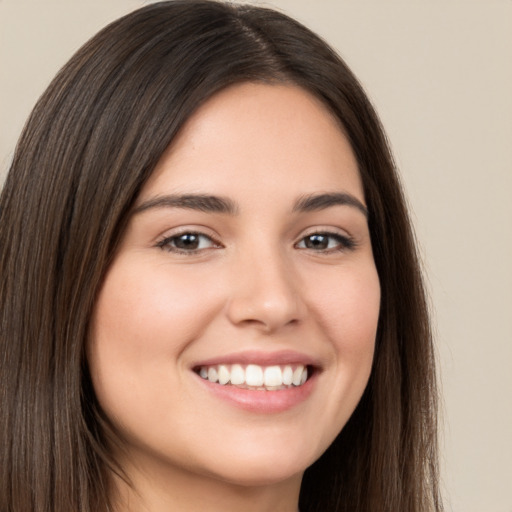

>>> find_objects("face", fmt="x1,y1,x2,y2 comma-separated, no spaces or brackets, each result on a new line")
88,83,380,491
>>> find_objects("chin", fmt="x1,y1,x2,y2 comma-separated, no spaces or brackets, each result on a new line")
193,435,323,488
204,458,308,488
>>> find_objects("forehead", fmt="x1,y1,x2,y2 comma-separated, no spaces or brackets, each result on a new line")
139,82,364,205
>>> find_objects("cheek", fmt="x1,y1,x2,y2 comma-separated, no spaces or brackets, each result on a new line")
311,264,381,351
86,258,223,424
90,259,221,362
307,262,380,409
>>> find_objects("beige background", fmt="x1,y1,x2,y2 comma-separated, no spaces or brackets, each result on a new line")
1,1,511,511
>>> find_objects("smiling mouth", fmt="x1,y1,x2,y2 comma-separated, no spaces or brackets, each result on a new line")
194,363,311,391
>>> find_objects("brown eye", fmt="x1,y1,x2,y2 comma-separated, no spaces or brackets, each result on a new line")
296,232,355,252
173,233,202,250
157,232,218,253
303,234,330,250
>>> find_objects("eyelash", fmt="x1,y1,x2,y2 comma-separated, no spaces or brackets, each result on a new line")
295,232,356,253
156,230,356,255
156,231,221,254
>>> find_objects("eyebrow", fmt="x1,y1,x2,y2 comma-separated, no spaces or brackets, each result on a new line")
133,191,368,217
134,194,238,215
293,192,368,218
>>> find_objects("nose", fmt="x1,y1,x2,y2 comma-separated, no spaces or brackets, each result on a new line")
225,247,305,333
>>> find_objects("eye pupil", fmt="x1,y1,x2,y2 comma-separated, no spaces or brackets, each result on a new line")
174,233,199,250
305,234,328,249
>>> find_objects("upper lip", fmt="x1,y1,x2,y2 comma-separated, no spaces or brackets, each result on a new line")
191,349,322,369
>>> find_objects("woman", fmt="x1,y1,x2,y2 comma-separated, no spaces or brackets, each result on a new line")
0,1,442,511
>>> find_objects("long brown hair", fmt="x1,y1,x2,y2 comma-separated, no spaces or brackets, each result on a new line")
0,2,442,511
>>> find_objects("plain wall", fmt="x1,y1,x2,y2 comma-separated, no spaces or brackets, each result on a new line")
1,1,511,511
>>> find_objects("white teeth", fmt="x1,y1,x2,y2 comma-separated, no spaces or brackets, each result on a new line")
197,363,310,390
264,366,282,387
282,365,293,385
218,364,230,385
292,365,305,386
207,367,218,383
230,364,245,385
245,364,264,386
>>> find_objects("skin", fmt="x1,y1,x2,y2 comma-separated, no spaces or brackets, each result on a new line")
88,83,381,512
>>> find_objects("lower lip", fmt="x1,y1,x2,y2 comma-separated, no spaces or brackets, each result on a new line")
194,372,316,413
